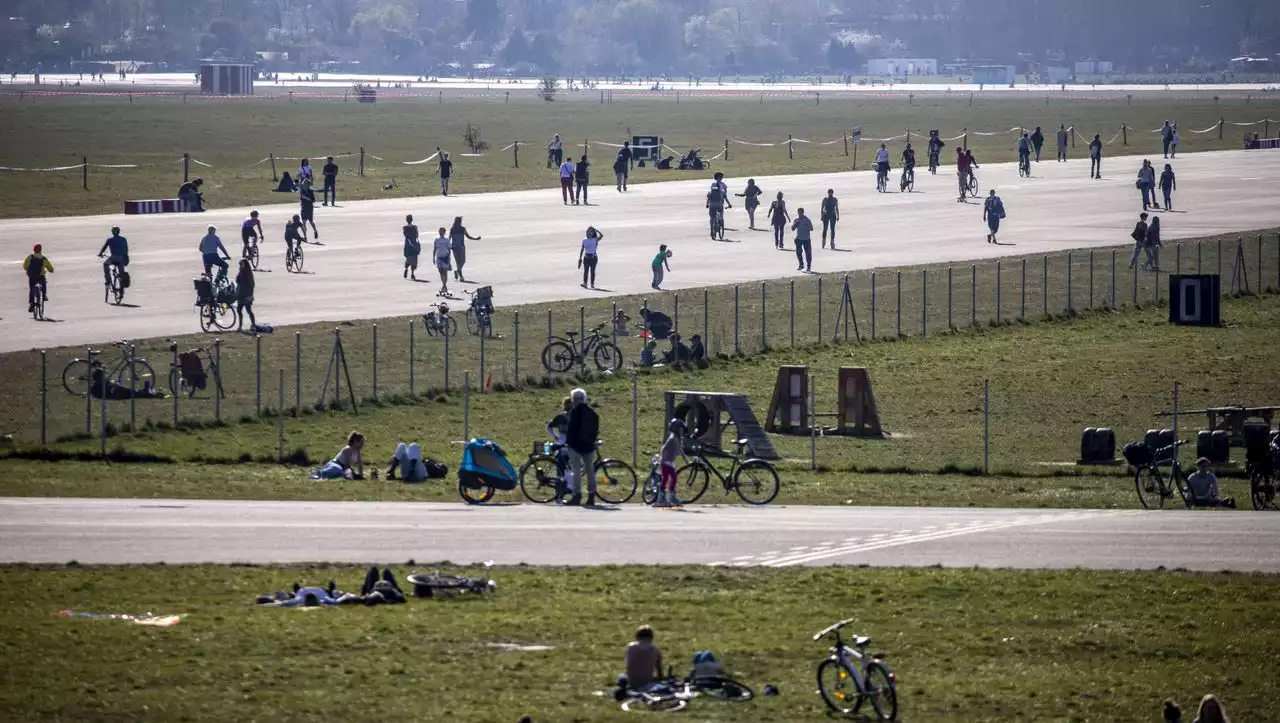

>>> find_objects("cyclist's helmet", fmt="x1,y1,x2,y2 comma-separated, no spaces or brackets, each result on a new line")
668,417,686,433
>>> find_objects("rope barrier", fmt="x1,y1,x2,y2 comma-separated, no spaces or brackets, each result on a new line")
402,152,441,165
0,163,86,172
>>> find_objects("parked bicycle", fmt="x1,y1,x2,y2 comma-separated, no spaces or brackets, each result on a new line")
168,345,225,400
1125,439,1192,510
1247,437,1279,511
104,264,127,305
422,302,457,337
618,668,753,712
675,439,780,505
541,322,622,373
464,286,494,336
285,241,304,273
518,440,637,504
814,618,898,720
62,341,156,396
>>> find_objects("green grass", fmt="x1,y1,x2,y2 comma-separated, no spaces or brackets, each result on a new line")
1,564,1275,722
1,90,1276,218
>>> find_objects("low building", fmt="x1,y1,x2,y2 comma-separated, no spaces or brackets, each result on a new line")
971,65,1015,85
867,58,938,76
200,59,255,95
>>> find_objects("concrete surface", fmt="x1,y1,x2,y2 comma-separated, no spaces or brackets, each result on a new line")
3,149,1279,353
2,497,1277,571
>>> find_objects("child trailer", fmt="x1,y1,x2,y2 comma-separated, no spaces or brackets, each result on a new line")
458,438,518,504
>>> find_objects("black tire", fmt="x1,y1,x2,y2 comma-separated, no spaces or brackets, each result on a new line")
541,341,576,373
1172,470,1193,509
287,247,304,273
466,309,478,336
693,676,753,702
114,358,156,393
595,458,638,504
406,572,474,590
519,455,562,503
642,468,661,505
61,359,92,396
1251,473,1278,511
734,459,780,505
248,243,260,270
111,278,124,305
32,295,43,320
817,658,860,715
865,662,898,721
1135,466,1166,510
593,342,622,372
199,304,219,333
459,478,495,504
168,368,193,398
211,303,237,331
676,462,711,504
441,315,458,337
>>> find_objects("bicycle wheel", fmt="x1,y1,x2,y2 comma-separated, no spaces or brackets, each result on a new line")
168,368,191,398
968,176,980,195
1135,466,1166,510
593,342,622,372
61,359,93,396
1172,469,1193,509
114,358,156,393
406,572,475,590
864,662,898,721
458,478,495,505
692,676,753,702
541,341,576,373
676,462,711,504
817,658,861,715
1251,473,1278,511
111,275,125,304
595,458,638,504
199,303,220,332
248,243,260,270
212,303,237,331
465,309,478,336
32,294,43,320
621,696,687,713
519,455,562,503
642,468,661,505
442,315,458,337
734,459,780,505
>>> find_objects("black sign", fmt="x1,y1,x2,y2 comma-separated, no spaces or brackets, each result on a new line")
1168,274,1220,326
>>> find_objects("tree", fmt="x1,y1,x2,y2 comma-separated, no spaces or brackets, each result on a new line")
465,0,503,41
826,37,862,72
500,28,530,66
462,123,490,153
539,75,558,101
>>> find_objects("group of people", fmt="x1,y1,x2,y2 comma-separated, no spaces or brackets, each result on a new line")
548,134,635,199
401,214,482,296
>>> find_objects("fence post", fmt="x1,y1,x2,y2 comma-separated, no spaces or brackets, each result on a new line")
513,140,519,168
817,277,823,344
947,267,953,329
631,372,639,468
983,379,990,475
444,323,450,391
371,324,378,399
128,344,136,431
673,294,680,339
480,329,486,392
734,286,740,353
82,156,88,190
724,139,730,162
214,340,222,422
277,369,285,461
359,146,365,177
294,332,301,415
1043,256,1049,316
1122,123,1128,145
896,271,902,337
255,334,263,415
921,270,927,336
183,152,190,182
871,271,877,337
995,261,1002,325
40,351,47,445
760,282,767,350
1132,256,1139,306
1258,234,1264,291
789,280,795,347
83,349,92,435
970,265,977,327
1111,250,1117,308
1217,238,1222,279
1067,252,1073,312
513,311,520,387
463,372,470,441
843,132,849,156
171,345,179,427
270,153,278,182
409,321,415,395
810,376,817,472
333,329,342,410
1089,250,1095,309
1020,259,1026,318
99,370,107,456
547,308,553,349
788,134,794,160
1175,244,1181,275
703,289,709,348
1219,118,1224,140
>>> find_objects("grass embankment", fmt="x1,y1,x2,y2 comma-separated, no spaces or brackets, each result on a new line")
1,564,1275,722
1,91,1276,218
3,290,1277,507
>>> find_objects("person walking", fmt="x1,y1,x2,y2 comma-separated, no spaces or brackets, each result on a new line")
1145,215,1162,270
1089,134,1103,179
1030,126,1045,162
1159,163,1177,210
1137,160,1157,211
792,208,814,272
578,226,602,289
322,156,338,206
1129,212,1152,269
819,189,840,249
737,179,762,229
402,214,421,280
651,244,671,289
574,155,590,205
433,226,452,296
1170,124,1179,158
613,142,632,192
299,179,319,240
1056,124,1069,162
438,152,454,196
546,133,563,168
558,155,576,205
298,158,314,185
768,192,790,249
1160,121,1175,159
449,216,480,282
563,387,600,507
234,258,257,332
983,189,1006,244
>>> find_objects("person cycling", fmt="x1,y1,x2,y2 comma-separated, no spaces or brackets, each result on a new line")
900,143,916,190
241,210,263,258
874,143,890,189
927,131,945,173
97,226,129,287
956,147,973,201
23,243,53,313
705,181,729,238
1017,133,1032,175
199,225,231,282
284,214,305,264
712,171,731,205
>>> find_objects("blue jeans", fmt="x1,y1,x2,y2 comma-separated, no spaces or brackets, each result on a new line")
1162,188,1172,209
1140,183,1154,209
202,253,228,280
794,238,812,270
773,223,785,247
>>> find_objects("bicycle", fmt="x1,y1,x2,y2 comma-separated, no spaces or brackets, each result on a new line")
194,275,237,333
285,241,304,273
518,441,638,504
875,164,889,193
709,207,726,240
675,439,780,505
406,561,496,597
966,170,980,197
1130,440,1193,510
29,280,46,320
619,675,693,713
464,288,494,337
62,341,156,396
814,618,898,720
1247,442,1279,511
168,345,226,400
541,322,622,373
244,235,261,270
1018,155,1032,178
928,151,939,174
104,263,126,305
899,166,915,193
422,302,457,337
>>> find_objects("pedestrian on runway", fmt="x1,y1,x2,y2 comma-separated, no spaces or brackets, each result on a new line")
579,226,602,289
1170,124,1179,158
983,189,1006,244
235,258,257,332
1128,213,1153,269
792,208,814,272
1056,124,1069,162
575,155,590,205
403,214,421,280
1031,126,1045,162
651,244,671,289
299,179,319,240
1089,134,1103,179
559,155,576,205
1159,163,1177,210
547,134,563,168
819,189,840,249
433,227,452,296
614,142,632,192
737,179,762,229
1137,159,1157,211
322,156,339,206
449,216,480,282
1161,121,1175,159
768,192,790,249
439,152,454,196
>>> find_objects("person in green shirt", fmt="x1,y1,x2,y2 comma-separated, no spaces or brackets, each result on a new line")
651,244,671,290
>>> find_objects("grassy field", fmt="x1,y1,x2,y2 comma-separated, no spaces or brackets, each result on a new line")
1,91,1277,218
1,564,1275,722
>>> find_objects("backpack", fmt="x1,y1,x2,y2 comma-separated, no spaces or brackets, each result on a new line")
120,270,131,288
691,651,725,680
1122,441,1153,466
178,351,208,391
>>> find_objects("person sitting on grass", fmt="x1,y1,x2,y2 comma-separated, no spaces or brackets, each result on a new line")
1185,458,1236,508
614,624,665,699
311,431,366,480
386,443,426,482
639,340,659,368
1193,694,1230,723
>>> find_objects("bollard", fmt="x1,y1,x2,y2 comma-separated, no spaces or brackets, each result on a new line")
372,324,378,399
409,321,415,395
703,289,709,348
513,311,520,387
896,271,902,337
579,305,586,349
810,377,817,472
1132,256,1139,306
256,334,263,416
333,329,342,410
547,309,552,348
278,369,285,461
1175,244,1181,275
40,351,47,445
1217,238,1222,278
734,286,740,353
674,294,680,339
789,280,795,347
1020,259,1026,318
871,271,878,337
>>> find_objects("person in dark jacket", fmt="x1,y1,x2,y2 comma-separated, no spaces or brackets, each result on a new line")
1030,127,1045,162
1129,212,1152,269
322,156,339,206
614,142,632,192
235,258,257,331
563,387,599,506
574,155,590,205
1089,134,1103,179
1158,164,1177,210
403,214,421,280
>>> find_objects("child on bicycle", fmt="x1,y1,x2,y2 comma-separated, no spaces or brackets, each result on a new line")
653,418,685,507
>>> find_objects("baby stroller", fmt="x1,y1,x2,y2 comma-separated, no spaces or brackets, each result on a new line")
458,438,518,504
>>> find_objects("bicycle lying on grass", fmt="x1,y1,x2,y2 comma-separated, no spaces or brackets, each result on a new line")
675,439,780,505
814,618,898,720
518,441,637,504
406,562,496,597
618,668,753,712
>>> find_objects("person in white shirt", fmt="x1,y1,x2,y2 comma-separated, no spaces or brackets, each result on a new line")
432,226,452,297
578,226,603,289
547,134,563,167
298,158,314,184
559,157,576,205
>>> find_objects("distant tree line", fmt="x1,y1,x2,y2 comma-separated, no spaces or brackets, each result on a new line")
4,0,1278,75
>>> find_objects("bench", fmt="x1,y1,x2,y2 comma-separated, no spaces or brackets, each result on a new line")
124,199,200,214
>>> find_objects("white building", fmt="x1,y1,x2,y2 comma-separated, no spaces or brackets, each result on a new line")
972,65,1015,85
867,58,938,76
1074,60,1114,75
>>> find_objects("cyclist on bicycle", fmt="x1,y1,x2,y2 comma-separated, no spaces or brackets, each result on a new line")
97,226,129,286
23,243,53,313
927,131,945,172
900,143,916,189
705,182,728,239
956,147,973,201
874,143,890,188
199,225,231,282
284,214,304,264
1017,133,1032,175
241,210,263,258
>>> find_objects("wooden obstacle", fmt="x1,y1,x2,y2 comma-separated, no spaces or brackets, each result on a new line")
765,366,883,438
663,391,778,460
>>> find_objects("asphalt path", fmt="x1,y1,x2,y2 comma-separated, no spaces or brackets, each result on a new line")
2,497,1277,571
2,149,1279,352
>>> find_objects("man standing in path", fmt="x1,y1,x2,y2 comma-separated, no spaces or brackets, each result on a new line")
1161,121,1175,159
983,189,1005,244
564,387,599,506
819,189,840,249
322,156,338,206
1089,134,1103,179
1056,124,1069,162
575,155,590,205
792,208,814,273
403,214,420,280
614,141,632,192
1137,160,1156,211
547,134,563,168
559,155,576,205
438,152,453,196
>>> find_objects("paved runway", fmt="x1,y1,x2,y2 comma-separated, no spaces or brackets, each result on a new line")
2,497,1277,571
3,149,1279,352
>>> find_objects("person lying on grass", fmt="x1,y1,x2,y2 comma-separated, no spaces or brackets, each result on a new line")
311,431,365,480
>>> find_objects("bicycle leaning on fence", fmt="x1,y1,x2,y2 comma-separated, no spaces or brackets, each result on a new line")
168,345,225,400
1125,439,1193,510
813,618,898,720
61,341,156,396
517,440,638,504
541,322,622,373
675,439,780,505
464,287,494,336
